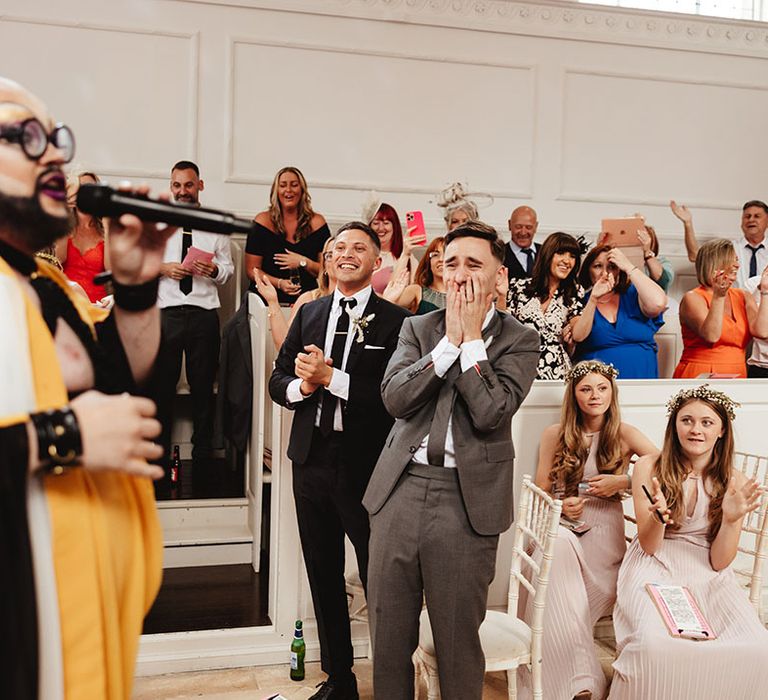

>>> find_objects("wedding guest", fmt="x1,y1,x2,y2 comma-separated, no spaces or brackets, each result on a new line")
368,202,416,294
575,245,667,378
504,205,540,282
383,236,446,315
522,360,657,700
609,386,768,699
672,198,768,288
246,166,329,304
256,237,336,350
674,239,768,378
443,200,478,232
745,272,768,377
507,231,589,380
56,170,108,302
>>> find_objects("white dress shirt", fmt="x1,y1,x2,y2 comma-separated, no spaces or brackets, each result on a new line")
158,229,234,309
286,285,373,431
733,236,768,289
508,240,536,273
412,305,496,469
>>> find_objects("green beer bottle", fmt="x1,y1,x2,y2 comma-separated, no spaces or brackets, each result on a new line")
290,619,305,681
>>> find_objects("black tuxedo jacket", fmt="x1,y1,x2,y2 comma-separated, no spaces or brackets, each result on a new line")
269,292,409,471
504,241,541,282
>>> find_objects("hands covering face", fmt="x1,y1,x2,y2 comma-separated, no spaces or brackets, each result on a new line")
445,272,494,346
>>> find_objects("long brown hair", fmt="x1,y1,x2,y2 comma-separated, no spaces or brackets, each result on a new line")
578,244,630,295
527,231,582,306
655,397,734,541
550,365,625,497
268,166,316,241
414,237,444,287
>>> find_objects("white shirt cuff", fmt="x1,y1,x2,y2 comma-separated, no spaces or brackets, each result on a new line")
460,338,488,373
286,378,306,404
431,336,461,378
327,368,350,400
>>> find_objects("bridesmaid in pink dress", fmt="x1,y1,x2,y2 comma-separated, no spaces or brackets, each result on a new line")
609,386,768,699
520,360,658,700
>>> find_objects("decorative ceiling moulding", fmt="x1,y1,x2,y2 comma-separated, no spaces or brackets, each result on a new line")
177,0,768,59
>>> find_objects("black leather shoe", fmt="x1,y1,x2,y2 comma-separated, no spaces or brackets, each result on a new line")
308,677,359,700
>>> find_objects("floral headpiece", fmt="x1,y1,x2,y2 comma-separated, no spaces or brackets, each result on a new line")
564,360,619,385
665,384,739,421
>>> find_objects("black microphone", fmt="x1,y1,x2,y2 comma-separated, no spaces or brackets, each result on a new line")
76,183,256,236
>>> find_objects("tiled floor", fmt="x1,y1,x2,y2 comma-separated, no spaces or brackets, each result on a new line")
133,642,617,699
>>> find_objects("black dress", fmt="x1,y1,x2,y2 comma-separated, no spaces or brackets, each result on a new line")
246,221,330,304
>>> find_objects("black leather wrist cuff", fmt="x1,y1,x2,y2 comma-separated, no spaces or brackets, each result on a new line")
30,408,83,475
113,276,159,311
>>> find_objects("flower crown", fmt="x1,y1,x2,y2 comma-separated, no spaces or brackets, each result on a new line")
665,384,739,421
564,360,619,384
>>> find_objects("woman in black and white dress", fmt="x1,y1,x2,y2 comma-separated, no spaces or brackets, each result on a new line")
507,231,594,380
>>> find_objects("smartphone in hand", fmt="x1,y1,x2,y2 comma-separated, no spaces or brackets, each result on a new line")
405,210,427,246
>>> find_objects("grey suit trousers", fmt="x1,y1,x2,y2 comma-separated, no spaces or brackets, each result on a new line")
368,464,499,700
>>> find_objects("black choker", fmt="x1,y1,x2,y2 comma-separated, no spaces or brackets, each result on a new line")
0,238,37,276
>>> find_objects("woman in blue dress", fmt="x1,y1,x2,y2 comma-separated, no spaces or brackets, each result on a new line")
575,244,667,378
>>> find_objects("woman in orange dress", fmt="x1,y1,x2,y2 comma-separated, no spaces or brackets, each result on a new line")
674,238,768,378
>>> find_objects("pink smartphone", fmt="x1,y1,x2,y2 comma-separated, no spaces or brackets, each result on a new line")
405,210,427,246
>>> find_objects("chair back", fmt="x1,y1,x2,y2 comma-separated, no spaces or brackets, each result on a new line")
507,475,562,661
732,451,768,616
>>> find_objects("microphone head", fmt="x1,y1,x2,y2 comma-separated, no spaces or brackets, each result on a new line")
76,182,113,217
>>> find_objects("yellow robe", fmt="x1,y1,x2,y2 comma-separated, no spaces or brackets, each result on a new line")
0,256,162,699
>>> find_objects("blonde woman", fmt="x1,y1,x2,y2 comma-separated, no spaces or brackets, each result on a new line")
246,166,329,304
520,361,657,700
675,238,768,378
255,237,336,351
609,386,768,699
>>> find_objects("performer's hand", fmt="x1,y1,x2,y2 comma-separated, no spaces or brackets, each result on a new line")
562,496,585,520
160,262,191,281
461,273,492,342
295,344,333,387
70,390,164,479
445,281,463,347
108,184,177,285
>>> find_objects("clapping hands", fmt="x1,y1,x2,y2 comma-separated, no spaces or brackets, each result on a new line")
722,475,762,525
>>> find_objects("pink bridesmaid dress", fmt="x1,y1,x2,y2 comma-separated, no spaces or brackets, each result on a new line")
518,432,627,699
609,473,768,699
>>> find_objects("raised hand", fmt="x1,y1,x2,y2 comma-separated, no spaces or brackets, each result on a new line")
637,228,652,255
607,247,635,274
383,267,410,303
711,268,734,298
722,475,762,525
758,264,768,293
670,200,693,224
254,270,279,304
445,281,463,347
648,476,673,525
591,271,615,299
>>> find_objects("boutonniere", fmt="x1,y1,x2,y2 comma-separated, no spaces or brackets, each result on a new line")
346,307,376,343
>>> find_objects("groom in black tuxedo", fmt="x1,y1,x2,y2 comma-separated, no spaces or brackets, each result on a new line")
269,221,409,700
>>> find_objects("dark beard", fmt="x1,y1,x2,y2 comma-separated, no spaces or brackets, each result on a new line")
0,190,73,253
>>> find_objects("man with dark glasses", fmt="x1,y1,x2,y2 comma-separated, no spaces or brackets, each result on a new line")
0,77,171,699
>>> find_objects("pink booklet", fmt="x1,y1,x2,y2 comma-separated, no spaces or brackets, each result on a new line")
646,583,716,640
181,246,214,272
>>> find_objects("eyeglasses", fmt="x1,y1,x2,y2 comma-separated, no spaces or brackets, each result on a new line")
0,118,75,163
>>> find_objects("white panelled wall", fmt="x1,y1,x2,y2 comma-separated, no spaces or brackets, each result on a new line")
3,0,768,675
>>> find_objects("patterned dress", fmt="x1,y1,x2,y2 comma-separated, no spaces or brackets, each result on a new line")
507,279,585,380
609,473,768,699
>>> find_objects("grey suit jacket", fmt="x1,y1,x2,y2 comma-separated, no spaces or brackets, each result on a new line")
363,309,540,536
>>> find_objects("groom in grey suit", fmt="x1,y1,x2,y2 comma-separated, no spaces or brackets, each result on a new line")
363,221,540,699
